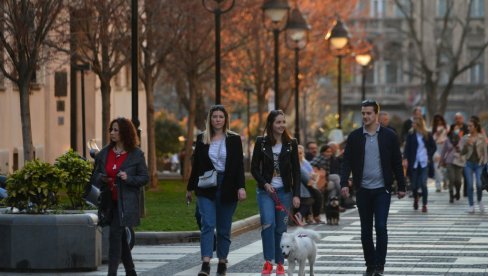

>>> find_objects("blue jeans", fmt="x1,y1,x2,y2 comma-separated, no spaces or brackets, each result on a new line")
464,161,483,206
411,166,428,206
356,187,391,269
257,187,291,264
197,172,237,260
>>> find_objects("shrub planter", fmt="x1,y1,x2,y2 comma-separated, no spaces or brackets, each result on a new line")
0,213,101,271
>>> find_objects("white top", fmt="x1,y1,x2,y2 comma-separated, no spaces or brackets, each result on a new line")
209,138,227,172
414,133,428,168
271,143,284,189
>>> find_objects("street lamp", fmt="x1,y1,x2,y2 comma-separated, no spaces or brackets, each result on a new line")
354,40,373,101
286,6,309,144
262,0,290,110
203,0,236,104
73,63,91,158
131,0,140,139
325,17,350,129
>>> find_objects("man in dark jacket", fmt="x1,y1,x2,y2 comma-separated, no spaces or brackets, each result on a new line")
340,100,406,276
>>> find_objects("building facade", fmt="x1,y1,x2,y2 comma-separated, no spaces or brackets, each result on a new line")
344,0,487,124
0,59,147,174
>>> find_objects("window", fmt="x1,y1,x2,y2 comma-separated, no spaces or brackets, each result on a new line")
395,0,412,17
437,0,453,17
385,60,399,84
469,48,484,84
371,0,386,18
470,0,484,18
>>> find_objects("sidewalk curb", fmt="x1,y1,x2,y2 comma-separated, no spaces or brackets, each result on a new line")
135,214,260,245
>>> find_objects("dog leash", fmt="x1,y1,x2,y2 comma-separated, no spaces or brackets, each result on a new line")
269,191,303,226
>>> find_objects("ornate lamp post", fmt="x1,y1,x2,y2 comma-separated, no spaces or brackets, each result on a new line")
325,17,350,129
354,40,373,101
203,0,236,104
286,6,309,143
262,0,290,110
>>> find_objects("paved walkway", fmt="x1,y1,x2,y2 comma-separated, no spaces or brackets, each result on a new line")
2,182,488,275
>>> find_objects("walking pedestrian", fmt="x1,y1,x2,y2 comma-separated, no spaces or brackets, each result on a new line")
251,110,300,276
93,117,149,276
460,116,487,213
186,104,247,276
401,106,422,145
305,141,319,161
403,117,436,212
440,128,465,203
432,114,449,192
340,99,406,276
296,145,323,224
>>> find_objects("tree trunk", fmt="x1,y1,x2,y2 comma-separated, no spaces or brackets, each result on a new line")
183,75,198,181
18,81,34,162
100,80,111,146
144,77,158,188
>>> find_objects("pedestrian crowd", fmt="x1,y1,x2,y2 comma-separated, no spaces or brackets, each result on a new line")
184,102,488,276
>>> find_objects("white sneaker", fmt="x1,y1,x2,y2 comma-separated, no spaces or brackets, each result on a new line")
468,206,475,213
479,202,485,213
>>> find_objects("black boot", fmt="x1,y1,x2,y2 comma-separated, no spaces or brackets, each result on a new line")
198,262,210,276
449,191,454,203
126,269,137,276
217,262,227,276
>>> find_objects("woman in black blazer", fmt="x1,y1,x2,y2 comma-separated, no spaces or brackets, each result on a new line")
251,110,300,275
186,105,246,276
403,117,436,212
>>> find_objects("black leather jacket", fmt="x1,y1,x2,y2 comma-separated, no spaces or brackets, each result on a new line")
251,136,300,197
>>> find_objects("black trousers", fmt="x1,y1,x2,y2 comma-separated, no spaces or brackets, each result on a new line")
108,202,135,275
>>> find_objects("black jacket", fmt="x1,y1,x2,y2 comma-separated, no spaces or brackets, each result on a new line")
251,136,300,197
340,126,405,192
187,132,245,203
403,131,437,178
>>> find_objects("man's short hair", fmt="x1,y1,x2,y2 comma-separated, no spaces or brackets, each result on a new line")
306,141,317,148
361,99,380,114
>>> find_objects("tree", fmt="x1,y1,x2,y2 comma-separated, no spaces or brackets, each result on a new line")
154,113,184,156
0,0,64,162
395,0,488,121
138,0,183,188
71,0,131,145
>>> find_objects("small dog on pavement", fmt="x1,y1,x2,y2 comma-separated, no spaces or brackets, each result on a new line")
325,196,340,225
280,229,321,276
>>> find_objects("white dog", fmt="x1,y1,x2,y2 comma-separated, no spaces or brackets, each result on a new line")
280,229,321,276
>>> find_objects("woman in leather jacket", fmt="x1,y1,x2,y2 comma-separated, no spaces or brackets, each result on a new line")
251,110,300,276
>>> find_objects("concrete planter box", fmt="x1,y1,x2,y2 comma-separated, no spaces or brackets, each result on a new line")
0,213,101,271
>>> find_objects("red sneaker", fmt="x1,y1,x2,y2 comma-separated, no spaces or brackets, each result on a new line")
261,260,273,275
276,263,285,275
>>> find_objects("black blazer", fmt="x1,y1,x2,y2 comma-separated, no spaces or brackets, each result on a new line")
251,136,300,197
403,131,436,178
340,126,405,192
187,132,245,203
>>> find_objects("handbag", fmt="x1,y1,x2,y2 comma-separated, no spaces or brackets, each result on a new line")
198,169,218,188
197,138,224,188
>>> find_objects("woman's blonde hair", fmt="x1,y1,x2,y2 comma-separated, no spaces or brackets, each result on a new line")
202,105,236,144
412,117,428,140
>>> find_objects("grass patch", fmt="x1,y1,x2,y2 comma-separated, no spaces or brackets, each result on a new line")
136,179,258,231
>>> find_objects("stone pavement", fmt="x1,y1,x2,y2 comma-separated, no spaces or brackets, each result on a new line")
2,182,488,275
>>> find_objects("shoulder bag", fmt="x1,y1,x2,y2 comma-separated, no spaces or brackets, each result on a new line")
198,138,224,188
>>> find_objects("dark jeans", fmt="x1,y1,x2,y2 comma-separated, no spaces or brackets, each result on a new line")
356,187,391,269
411,166,428,206
108,202,135,275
